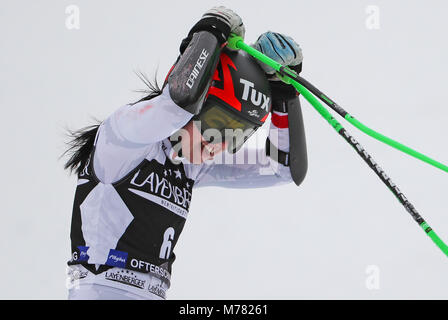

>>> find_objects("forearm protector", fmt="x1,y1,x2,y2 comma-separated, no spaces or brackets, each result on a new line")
168,31,222,115
286,96,308,187
266,82,308,187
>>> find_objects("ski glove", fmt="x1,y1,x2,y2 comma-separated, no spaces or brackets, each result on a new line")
252,31,303,76
253,31,303,100
180,6,245,54
203,6,245,40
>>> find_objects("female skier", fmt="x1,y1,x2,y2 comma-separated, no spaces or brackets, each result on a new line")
64,6,307,300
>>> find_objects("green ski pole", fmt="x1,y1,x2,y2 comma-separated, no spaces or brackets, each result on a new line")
227,34,448,258
228,36,448,174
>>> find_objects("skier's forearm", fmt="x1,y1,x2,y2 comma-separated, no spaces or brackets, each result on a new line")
268,112,290,152
265,94,307,186
193,148,292,189
168,7,244,115
168,31,222,115
265,93,295,162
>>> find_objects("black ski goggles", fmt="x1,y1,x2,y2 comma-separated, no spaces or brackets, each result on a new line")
192,102,259,154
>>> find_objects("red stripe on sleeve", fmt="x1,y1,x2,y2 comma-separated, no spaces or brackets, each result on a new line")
271,112,289,129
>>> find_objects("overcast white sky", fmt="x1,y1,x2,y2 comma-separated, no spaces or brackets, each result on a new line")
1,0,447,299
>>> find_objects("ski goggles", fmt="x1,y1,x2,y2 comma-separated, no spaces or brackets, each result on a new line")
192,102,259,153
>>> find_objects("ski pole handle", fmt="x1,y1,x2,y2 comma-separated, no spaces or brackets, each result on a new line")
228,34,299,82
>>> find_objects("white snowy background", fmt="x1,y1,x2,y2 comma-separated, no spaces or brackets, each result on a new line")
1,0,447,299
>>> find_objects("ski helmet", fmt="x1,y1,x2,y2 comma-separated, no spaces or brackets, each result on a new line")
193,47,272,153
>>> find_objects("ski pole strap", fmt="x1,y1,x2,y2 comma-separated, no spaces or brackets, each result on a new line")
265,137,289,166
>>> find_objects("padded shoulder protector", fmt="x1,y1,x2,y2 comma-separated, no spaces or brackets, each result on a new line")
168,31,221,115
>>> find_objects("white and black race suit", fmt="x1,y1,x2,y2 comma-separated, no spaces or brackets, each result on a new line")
67,85,293,299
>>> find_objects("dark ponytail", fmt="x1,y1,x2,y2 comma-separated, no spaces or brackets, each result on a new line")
63,123,101,175
132,71,163,104
62,72,163,175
